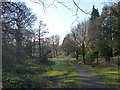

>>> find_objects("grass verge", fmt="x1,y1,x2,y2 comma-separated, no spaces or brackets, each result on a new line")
79,64,120,87
41,58,81,88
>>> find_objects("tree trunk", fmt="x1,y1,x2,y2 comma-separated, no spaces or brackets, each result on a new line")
76,51,79,60
55,49,58,56
96,56,98,64
53,50,55,58
82,53,85,64
38,28,41,61
82,43,85,64
15,26,23,64
32,37,35,57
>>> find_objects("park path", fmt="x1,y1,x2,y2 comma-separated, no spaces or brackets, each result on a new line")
68,60,110,88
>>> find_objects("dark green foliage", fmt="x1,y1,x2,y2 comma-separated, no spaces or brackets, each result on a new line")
2,72,49,88
100,45,112,62
111,56,120,66
14,65,46,74
2,57,55,88
2,73,22,88
90,5,99,20
2,45,15,68
87,2,120,64
40,54,55,65
62,34,76,56
100,2,120,57
85,52,96,64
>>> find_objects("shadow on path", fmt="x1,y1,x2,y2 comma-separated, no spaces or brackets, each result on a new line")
68,60,113,88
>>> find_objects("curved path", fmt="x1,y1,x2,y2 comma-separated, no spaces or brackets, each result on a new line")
68,60,110,88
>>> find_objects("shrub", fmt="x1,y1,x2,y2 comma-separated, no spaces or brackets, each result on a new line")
2,72,51,88
111,56,120,66
20,75,46,88
85,52,96,64
14,64,48,74
15,65,28,74
2,72,22,88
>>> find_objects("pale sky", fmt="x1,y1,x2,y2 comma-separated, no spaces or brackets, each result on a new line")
12,0,114,44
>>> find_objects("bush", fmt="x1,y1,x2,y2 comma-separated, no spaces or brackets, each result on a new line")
20,75,46,88
48,53,53,58
2,73,49,88
2,57,54,88
2,72,22,88
85,52,96,64
14,65,28,74
99,45,113,62
14,64,48,74
111,56,120,66
2,46,16,69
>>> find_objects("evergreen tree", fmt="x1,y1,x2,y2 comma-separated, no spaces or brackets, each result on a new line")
90,5,99,20
87,5,100,64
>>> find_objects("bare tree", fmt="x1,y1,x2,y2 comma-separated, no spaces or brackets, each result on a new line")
2,2,37,63
69,21,88,63
37,21,48,61
77,21,88,64
70,27,80,60
49,35,60,57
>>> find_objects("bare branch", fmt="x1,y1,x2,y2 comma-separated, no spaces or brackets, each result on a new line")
72,0,90,15
75,7,79,18
30,0,91,25
30,0,48,13
46,0,58,8
57,0,74,12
